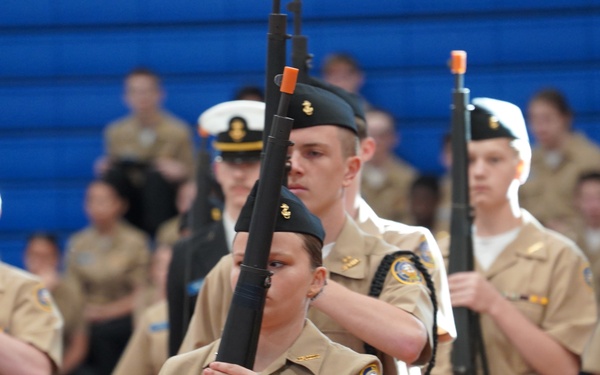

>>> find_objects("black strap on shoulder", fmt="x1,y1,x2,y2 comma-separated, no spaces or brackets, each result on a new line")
366,250,438,375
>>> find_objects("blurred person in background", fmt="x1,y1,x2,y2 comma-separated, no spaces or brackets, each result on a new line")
65,179,150,375
520,88,600,238
95,67,195,237
24,233,88,375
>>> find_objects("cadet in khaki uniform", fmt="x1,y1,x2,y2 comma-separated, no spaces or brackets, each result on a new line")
114,300,169,375
24,233,88,375
180,84,434,375
436,98,596,374
65,179,150,375
0,261,63,375
98,68,195,236
573,172,600,375
319,77,453,374
161,183,381,375
361,108,417,223
167,100,264,355
520,88,600,238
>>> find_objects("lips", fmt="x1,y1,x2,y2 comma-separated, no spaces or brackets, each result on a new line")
287,184,307,195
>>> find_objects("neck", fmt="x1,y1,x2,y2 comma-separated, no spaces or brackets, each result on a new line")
224,204,242,224
318,199,348,245
253,317,305,372
95,221,118,235
345,172,362,219
474,200,522,237
135,110,161,127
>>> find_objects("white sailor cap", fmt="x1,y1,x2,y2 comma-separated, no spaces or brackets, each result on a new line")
198,100,265,162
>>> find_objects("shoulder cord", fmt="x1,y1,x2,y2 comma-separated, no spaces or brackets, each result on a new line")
366,250,438,375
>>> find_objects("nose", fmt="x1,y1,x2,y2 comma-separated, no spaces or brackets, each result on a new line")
287,151,302,177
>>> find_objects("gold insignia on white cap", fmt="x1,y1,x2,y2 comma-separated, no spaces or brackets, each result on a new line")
198,100,265,136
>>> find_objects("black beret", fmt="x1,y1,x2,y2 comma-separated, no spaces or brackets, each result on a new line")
235,181,325,245
307,77,366,122
287,83,357,134
199,100,265,163
470,97,529,143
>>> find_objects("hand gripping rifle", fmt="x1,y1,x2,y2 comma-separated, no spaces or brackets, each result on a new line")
447,51,488,375
215,66,299,368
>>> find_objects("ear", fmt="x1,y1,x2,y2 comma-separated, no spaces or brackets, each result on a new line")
307,267,327,299
342,155,361,188
359,136,376,163
213,161,222,185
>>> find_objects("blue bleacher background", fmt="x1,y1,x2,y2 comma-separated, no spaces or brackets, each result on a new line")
1,0,600,268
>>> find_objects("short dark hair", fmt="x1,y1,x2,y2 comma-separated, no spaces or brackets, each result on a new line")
26,232,60,255
322,53,362,74
126,67,162,87
234,85,264,102
411,175,440,197
529,88,573,118
576,171,600,192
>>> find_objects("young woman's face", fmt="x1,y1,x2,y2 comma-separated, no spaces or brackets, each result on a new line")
231,232,324,329
85,182,125,227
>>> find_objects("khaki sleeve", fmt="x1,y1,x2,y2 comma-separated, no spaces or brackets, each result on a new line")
378,257,435,365
12,281,63,371
542,245,597,355
583,322,600,373
179,255,233,354
177,126,195,175
128,237,151,289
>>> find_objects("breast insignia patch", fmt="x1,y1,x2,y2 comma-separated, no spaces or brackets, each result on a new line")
361,363,380,375
391,257,423,285
33,284,53,313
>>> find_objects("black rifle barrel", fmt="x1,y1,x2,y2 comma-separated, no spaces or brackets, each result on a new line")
215,67,299,368
263,1,289,141
447,50,479,375
287,0,312,84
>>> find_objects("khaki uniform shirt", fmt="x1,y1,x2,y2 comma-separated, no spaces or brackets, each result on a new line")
0,262,63,370
520,133,600,235
163,320,381,375
583,322,600,373
65,221,150,305
114,300,169,375
575,225,600,374
51,280,86,347
434,210,597,375
105,112,194,174
155,215,181,247
180,216,434,375
361,157,417,223
355,198,456,340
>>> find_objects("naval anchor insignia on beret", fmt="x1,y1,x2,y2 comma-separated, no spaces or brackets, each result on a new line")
229,118,247,142
280,203,291,219
302,100,314,116
489,116,499,130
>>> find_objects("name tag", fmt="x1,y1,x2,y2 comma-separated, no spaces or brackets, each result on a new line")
186,278,204,296
149,321,169,332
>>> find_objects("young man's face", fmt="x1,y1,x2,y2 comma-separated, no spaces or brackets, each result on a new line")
214,160,261,212
576,179,600,228
287,125,359,218
124,74,163,115
468,138,521,210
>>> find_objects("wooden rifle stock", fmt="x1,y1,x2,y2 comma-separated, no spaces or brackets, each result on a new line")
447,51,488,375
215,67,299,368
